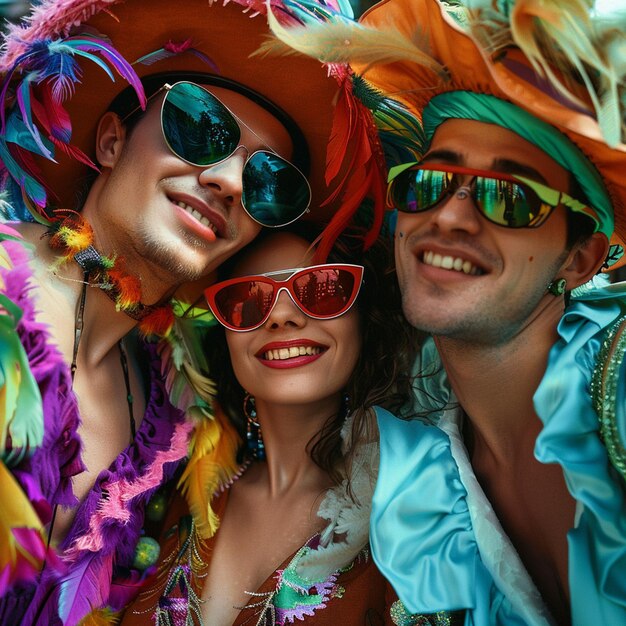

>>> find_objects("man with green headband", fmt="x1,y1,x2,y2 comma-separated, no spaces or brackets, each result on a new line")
270,0,626,623
349,1,626,625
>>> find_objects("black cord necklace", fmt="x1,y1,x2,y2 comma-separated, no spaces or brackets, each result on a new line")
44,260,136,557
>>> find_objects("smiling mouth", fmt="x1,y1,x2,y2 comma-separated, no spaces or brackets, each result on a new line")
262,345,325,361
173,200,217,234
422,250,485,276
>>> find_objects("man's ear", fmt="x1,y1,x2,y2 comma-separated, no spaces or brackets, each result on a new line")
96,112,127,168
561,232,609,288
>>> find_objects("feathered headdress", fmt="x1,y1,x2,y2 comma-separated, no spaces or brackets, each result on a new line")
256,0,425,259
264,0,626,269
0,0,356,237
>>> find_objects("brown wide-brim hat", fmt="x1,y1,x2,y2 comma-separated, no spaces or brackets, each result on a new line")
350,0,626,268
0,0,342,220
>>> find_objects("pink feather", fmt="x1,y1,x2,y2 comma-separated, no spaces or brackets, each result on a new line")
58,551,114,626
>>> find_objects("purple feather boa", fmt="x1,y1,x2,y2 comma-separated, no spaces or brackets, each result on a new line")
0,237,189,625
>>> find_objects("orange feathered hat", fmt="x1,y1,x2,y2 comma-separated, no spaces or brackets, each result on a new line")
268,0,626,268
358,0,626,268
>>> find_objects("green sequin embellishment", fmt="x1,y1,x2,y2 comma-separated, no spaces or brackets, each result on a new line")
132,536,160,571
389,600,465,625
590,313,626,482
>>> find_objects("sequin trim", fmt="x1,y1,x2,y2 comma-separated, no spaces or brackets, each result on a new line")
590,313,626,481
389,600,466,626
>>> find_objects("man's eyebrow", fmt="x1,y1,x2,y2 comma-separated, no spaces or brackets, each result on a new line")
420,149,461,164
491,158,548,184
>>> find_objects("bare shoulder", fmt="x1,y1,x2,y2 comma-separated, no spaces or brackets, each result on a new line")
11,222,55,268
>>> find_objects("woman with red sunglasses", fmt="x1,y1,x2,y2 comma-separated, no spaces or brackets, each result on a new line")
121,228,418,625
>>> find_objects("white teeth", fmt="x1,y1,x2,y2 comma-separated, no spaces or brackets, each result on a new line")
423,250,482,276
263,346,322,361
176,201,216,233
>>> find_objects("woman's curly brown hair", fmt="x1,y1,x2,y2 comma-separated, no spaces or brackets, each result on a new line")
204,224,421,486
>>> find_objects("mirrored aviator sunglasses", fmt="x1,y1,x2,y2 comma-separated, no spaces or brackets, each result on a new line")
204,264,365,332
159,81,312,228
387,163,599,229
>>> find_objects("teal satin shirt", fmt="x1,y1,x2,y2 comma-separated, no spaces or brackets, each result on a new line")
372,277,626,626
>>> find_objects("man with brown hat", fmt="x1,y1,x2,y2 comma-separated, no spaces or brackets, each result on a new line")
269,0,626,623
0,0,383,623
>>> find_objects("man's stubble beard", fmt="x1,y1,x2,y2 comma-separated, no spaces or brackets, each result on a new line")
399,256,566,348
136,223,215,283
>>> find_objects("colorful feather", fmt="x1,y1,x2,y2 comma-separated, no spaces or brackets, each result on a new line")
177,406,242,540
77,607,120,626
315,70,387,261
17,75,55,161
0,138,47,209
49,214,94,256
32,81,72,143
0,292,44,465
66,421,193,557
158,315,217,419
0,34,146,215
134,39,220,74
138,306,174,338
0,462,48,595
465,0,626,146
106,266,143,311
259,5,445,78
58,551,114,626
107,567,156,612
44,37,146,109
352,74,426,165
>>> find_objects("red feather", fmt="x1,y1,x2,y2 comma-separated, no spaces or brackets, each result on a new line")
138,306,175,338
316,73,387,262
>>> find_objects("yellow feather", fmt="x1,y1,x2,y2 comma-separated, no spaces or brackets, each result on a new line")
0,462,45,575
0,246,12,271
182,362,217,403
256,10,446,78
77,608,120,625
178,408,241,540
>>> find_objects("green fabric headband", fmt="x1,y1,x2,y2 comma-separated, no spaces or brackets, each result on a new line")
422,91,614,238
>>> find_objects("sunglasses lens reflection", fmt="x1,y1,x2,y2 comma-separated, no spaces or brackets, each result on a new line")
394,169,543,228
162,82,240,165
293,268,356,316
392,169,448,213
242,152,311,227
213,280,274,329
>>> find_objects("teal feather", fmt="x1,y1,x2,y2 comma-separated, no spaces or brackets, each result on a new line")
0,293,44,467
352,75,426,165
68,47,116,82
16,75,54,161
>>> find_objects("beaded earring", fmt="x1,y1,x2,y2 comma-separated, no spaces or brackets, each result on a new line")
244,393,265,461
547,278,567,296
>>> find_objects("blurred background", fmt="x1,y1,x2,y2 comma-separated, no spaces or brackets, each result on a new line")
0,0,29,24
